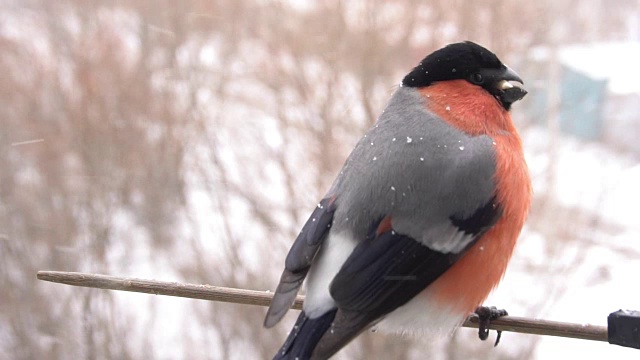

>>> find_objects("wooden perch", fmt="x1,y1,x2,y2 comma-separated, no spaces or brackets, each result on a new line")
36,271,608,343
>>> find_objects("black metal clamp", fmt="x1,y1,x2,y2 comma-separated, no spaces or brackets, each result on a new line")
608,310,640,350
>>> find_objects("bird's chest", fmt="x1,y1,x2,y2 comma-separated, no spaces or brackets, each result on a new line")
429,134,531,312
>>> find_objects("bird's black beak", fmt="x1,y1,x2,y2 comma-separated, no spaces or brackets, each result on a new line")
496,66,527,104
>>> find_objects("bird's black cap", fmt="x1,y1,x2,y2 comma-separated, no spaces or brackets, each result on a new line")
402,41,526,110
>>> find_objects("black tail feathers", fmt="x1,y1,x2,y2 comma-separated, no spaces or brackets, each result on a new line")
273,310,337,360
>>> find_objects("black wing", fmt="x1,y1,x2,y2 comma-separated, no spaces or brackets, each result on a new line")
330,225,459,315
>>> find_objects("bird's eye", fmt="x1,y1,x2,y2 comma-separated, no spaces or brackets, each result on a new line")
470,73,484,84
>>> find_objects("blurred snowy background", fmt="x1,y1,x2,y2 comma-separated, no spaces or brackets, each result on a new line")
2,1,640,359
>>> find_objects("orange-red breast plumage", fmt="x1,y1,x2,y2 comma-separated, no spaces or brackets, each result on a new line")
419,81,531,313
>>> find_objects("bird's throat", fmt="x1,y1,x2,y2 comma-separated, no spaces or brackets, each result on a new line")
418,80,514,137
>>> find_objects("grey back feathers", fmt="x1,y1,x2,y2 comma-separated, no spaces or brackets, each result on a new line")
329,86,497,251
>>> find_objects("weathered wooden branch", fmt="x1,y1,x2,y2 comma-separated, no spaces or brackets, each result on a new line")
36,271,608,343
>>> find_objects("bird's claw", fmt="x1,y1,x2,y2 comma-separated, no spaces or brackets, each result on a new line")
474,306,508,347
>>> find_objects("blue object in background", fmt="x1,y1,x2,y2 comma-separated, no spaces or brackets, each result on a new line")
558,66,608,141
522,63,608,141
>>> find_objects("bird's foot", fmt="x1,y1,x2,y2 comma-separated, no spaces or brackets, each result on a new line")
474,306,508,347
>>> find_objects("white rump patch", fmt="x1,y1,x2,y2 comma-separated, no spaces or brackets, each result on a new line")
303,231,358,319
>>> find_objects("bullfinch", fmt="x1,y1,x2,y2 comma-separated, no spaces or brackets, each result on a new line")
264,41,531,360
